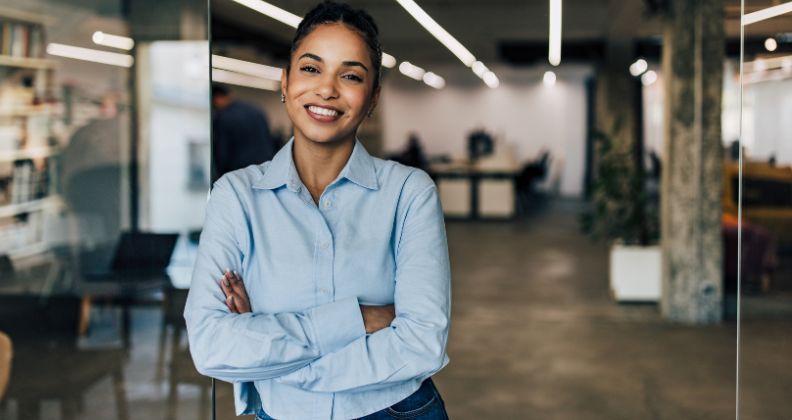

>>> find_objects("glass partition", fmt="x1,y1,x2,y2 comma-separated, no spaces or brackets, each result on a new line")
0,0,210,418
738,2,792,418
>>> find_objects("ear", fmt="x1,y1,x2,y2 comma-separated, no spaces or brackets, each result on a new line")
280,68,288,97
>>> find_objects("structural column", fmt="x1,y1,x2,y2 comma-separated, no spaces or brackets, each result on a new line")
660,0,725,323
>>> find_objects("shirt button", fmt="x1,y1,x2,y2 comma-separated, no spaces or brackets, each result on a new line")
320,241,329,250
319,288,328,294
322,200,332,209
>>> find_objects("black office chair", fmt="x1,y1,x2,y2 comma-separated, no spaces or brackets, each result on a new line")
0,295,129,420
515,151,551,214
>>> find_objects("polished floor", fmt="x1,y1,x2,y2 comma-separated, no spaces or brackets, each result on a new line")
2,199,791,419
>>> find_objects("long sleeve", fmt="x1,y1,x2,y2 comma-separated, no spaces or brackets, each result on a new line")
184,176,366,384
274,179,451,393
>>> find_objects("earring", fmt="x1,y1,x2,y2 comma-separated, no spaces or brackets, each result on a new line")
280,93,286,103
367,109,374,118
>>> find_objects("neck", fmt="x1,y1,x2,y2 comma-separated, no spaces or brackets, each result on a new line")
292,135,355,203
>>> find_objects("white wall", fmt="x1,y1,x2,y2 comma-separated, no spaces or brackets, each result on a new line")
141,41,211,232
380,64,591,197
745,78,792,164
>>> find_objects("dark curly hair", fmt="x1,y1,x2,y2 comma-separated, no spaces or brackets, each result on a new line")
287,1,383,91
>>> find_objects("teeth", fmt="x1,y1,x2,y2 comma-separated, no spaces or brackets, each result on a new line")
308,106,339,117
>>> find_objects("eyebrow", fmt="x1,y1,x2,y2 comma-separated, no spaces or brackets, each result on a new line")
298,53,369,72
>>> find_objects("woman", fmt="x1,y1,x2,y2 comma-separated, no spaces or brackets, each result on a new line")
184,2,451,419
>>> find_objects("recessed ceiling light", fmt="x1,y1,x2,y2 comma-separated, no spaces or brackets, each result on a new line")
765,37,778,52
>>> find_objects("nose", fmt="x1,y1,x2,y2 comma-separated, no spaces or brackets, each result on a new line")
315,73,339,100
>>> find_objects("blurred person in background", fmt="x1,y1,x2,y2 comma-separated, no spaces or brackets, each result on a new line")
211,84,276,183
185,2,451,419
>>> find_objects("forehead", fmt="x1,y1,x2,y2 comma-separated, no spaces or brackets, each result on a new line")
295,23,372,65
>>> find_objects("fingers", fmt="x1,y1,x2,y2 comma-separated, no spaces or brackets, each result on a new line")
221,270,247,296
219,271,241,313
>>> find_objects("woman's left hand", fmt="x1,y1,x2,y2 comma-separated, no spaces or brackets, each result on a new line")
220,270,251,314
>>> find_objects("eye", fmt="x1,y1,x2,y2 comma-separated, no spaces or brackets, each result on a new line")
343,74,363,82
300,65,319,73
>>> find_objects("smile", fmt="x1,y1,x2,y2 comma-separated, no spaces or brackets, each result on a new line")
305,105,343,122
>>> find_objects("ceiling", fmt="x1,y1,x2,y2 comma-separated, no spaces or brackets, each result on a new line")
211,0,792,67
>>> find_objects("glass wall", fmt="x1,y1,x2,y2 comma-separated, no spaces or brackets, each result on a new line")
738,2,792,419
0,0,211,418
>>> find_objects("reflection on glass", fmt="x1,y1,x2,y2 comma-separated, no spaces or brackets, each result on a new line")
738,1,792,419
0,0,211,419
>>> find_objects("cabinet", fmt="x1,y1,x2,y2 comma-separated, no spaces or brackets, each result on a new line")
0,8,63,258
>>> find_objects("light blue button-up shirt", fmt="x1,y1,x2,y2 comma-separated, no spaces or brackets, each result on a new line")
184,138,451,419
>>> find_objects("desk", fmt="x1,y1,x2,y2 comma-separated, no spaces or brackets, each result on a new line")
429,162,519,220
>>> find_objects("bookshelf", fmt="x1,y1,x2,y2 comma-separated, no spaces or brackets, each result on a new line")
0,8,62,259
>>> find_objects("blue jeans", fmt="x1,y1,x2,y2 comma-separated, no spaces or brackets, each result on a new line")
256,378,449,420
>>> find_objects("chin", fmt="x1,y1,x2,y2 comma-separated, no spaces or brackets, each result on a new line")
298,125,356,145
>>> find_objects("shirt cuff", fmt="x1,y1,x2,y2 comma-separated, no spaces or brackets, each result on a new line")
307,297,366,355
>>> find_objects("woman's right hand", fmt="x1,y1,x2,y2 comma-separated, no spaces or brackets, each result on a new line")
360,304,396,334
220,269,251,314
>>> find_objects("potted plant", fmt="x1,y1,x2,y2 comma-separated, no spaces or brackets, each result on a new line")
582,120,661,302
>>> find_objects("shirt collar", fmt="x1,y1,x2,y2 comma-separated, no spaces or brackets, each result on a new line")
252,138,379,191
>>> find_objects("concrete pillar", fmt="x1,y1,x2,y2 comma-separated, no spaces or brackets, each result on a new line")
660,0,724,324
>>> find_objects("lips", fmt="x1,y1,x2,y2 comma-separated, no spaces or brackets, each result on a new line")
305,104,343,122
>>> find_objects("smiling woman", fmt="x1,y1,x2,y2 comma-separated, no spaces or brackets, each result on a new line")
184,2,451,420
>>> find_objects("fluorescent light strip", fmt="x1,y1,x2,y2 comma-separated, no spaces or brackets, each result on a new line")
212,69,280,91
472,61,488,77
399,61,425,81
382,52,397,68
212,55,282,80
230,0,400,71
230,0,301,27
394,0,476,66
548,0,562,66
46,43,133,67
483,71,500,88
92,31,134,50
422,71,445,89
742,1,792,26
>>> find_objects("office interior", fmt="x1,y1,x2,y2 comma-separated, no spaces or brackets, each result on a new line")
0,0,790,418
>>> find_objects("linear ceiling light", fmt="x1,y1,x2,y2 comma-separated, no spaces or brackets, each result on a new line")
382,52,397,68
231,0,398,71
483,71,500,88
399,61,425,81
742,2,792,26
549,0,562,66
230,0,301,27
46,43,133,67
394,0,498,86
471,61,488,77
629,58,648,76
394,0,476,66
422,71,445,89
92,31,134,50
212,68,280,91
212,54,282,80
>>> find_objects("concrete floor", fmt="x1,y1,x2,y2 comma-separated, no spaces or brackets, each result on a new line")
2,199,791,419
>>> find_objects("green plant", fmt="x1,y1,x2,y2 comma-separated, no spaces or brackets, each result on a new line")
582,120,659,246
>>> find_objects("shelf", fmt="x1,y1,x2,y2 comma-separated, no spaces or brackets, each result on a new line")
0,196,62,218
6,241,50,259
0,55,56,69
0,145,61,161
0,104,61,117
0,6,55,26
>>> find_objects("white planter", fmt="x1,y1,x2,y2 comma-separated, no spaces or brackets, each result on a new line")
610,244,661,302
